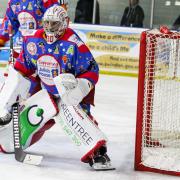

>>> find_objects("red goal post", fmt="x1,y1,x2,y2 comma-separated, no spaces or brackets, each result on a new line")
135,26,180,176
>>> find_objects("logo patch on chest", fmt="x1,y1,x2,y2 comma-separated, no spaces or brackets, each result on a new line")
18,11,37,35
27,42,37,55
37,55,60,86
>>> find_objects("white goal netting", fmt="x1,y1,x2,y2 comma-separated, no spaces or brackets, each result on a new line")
141,29,180,171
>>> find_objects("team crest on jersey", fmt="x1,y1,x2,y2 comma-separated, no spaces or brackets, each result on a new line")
37,55,60,86
27,42,37,55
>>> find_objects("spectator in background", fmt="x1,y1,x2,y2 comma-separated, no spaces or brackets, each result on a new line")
74,0,100,24
120,0,144,28
172,15,180,31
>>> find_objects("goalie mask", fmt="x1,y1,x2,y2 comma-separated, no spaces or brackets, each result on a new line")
43,5,69,44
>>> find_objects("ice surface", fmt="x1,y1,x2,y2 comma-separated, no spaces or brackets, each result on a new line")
0,70,179,180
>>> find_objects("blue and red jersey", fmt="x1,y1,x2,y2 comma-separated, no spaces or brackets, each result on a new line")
15,28,99,105
0,0,63,47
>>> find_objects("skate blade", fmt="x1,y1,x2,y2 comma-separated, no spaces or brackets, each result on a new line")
92,162,116,171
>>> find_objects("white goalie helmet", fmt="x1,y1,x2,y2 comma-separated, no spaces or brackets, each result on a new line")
43,5,69,44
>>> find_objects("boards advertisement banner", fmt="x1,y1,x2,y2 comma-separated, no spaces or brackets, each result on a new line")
70,24,146,76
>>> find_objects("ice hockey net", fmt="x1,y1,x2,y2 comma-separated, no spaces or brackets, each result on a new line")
135,26,180,175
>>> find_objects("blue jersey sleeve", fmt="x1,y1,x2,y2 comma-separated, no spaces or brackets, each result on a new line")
73,44,99,85
15,38,36,76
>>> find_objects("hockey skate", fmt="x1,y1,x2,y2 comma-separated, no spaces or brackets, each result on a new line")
88,146,115,171
0,109,12,126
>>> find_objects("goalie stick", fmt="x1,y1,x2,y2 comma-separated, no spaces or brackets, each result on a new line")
10,35,43,165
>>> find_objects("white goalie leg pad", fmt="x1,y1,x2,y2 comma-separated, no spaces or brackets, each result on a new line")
0,122,14,153
0,89,58,152
0,65,31,114
19,89,58,149
54,101,108,162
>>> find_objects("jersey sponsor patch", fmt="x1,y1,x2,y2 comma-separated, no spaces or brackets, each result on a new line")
37,55,60,86
18,12,37,35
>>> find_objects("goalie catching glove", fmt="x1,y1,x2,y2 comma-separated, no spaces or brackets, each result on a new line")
53,73,93,106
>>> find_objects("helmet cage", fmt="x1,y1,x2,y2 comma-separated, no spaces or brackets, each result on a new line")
43,5,69,44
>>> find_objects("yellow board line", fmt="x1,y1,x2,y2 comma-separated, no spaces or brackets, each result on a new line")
100,70,138,77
